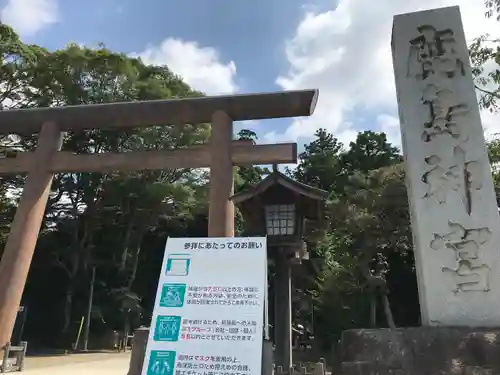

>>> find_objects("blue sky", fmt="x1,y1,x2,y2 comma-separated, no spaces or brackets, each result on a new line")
31,0,304,85
1,0,499,159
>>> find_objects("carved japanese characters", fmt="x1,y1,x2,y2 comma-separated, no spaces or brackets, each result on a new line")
407,25,464,81
406,23,493,294
422,146,482,213
442,261,490,293
421,85,469,143
430,221,491,292
409,26,468,143
407,24,483,216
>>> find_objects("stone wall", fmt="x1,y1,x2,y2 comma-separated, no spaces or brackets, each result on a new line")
341,327,500,374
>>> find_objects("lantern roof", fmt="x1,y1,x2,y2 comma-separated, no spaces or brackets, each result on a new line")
230,167,328,221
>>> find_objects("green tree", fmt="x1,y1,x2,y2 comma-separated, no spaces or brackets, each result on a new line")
0,183,15,253
0,28,211,345
293,129,413,350
232,129,270,234
234,129,270,191
469,1,500,111
485,0,500,19
0,23,47,111
294,128,344,193
311,165,416,350
340,131,401,175
36,44,208,338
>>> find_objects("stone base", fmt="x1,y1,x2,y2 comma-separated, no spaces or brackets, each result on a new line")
341,327,500,375
128,327,149,375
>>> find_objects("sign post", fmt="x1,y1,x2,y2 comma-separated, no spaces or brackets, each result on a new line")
142,237,267,375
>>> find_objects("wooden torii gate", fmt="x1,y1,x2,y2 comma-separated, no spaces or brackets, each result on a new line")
0,89,318,351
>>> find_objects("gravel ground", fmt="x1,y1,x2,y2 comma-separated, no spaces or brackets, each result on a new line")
22,352,130,374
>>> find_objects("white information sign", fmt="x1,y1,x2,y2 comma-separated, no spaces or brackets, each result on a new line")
141,237,267,375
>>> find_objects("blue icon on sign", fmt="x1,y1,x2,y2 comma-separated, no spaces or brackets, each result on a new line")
154,315,181,342
159,284,186,308
147,350,176,375
166,253,191,276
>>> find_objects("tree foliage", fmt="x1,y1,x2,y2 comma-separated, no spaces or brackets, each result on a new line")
0,25,211,346
485,0,500,19
291,129,414,349
470,1,500,111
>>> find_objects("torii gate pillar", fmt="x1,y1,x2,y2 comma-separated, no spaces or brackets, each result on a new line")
0,122,62,352
208,110,234,237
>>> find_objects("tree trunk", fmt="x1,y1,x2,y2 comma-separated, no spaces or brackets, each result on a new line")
360,261,396,329
125,228,148,289
126,242,142,290
370,295,377,327
382,293,396,329
62,233,80,333
62,283,74,335
120,218,134,272
81,200,101,272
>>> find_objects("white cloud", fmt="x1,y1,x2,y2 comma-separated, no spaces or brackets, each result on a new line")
0,0,58,37
481,110,500,140
377,114,402,150
135,38,238,95
273,0,500,146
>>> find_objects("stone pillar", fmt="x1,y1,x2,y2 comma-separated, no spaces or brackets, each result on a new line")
208,110,234,237
392,6,500,326
0,122,62,350
274,251,292,369
127,327,149,375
